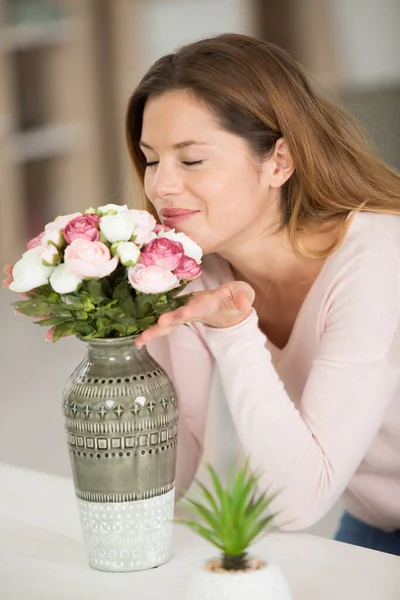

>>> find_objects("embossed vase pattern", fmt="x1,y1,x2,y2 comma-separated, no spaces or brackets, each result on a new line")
62,336,178,572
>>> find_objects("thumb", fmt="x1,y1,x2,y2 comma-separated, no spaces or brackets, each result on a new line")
235,289,254,314
229,281,255,312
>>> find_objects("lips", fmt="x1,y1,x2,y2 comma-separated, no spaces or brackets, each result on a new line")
159,208,200,217
159,208,200,228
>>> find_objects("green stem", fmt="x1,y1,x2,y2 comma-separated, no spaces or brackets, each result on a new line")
221,552,248,571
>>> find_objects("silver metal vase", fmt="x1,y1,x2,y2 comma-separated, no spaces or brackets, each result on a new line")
62,336,178,572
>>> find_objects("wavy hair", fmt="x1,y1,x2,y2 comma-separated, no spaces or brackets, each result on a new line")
125,33,400,257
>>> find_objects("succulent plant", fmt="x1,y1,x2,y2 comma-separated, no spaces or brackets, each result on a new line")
177,461,277,571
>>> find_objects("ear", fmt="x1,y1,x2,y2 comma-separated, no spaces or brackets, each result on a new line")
267,138,295,188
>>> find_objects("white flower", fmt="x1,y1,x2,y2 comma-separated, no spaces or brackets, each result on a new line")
100,212,137,243
159,229,203,264
100,209,157,245
9,247,54,293
41,244,60,267
49,264,82,294
97,203,129,215
113,242,141,267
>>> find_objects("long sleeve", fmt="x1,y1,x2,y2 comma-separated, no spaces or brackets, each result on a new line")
147,321,215,501
204,244,400,530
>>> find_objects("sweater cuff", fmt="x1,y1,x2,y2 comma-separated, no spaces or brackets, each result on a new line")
203,308,260,338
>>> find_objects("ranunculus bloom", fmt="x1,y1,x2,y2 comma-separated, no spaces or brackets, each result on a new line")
49,264,82,294
63,213,100,244
131,210,158,246
9,246,54,292
42,212,82,248
153,224,171,235
113,241,141,267
159,229,203,264
100,212,137,243
173,256,202,281
128,264,179,294
64,239,119,279
100,209,157,246
140,238,184,271
26,231,45,250
98,203,129,215
41,244,60,267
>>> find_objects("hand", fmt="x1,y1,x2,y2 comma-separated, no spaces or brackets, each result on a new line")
2,265,13,290
3,265,61,341
135,280,255,349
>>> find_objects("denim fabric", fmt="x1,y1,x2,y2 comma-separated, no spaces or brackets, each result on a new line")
334,512,400,556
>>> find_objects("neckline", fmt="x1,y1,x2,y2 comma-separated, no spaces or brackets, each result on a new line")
223,212,359,355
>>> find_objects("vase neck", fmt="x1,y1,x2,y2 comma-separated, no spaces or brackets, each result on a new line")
79,336,145,362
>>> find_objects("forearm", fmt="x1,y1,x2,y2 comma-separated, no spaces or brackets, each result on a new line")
205,311,395,530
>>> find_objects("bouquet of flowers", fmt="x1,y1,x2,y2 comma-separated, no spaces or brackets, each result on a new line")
5,204,203,342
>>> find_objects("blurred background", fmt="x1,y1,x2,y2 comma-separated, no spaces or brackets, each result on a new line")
1,0,399,538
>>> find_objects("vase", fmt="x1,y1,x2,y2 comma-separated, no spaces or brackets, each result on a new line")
62,335,178,572
184,558,293,600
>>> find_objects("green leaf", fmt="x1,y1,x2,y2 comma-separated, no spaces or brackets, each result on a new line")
193,478,220,515
80,279,107,304
51,320,93,343
174,520,225,552
177,457,278,562
243,515,276,547
181,498,220,532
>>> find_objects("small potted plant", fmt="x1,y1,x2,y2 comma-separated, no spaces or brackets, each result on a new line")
178,461,293,600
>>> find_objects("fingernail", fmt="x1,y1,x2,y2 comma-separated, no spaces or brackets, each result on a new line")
14,309,21,315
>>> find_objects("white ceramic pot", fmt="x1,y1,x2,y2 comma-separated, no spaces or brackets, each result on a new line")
184,558,293,600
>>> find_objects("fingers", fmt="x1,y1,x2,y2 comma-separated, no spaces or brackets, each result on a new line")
45,328,55,342
2,265,13,290
235,288,254,314
135,324,175,349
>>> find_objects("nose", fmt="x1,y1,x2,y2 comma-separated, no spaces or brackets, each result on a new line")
149,161,183,199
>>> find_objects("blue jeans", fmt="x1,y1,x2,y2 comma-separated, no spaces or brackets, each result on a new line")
334,512,400,556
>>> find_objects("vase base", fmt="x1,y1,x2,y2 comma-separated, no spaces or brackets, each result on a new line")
76,488,175,572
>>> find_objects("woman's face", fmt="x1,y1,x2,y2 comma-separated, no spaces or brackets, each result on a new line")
140,90,284,256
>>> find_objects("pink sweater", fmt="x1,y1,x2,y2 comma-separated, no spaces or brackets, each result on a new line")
148,212,400,532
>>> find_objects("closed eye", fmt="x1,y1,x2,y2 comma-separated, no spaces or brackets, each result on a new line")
144,160,204,168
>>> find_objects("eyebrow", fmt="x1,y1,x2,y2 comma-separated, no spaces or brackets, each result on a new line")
139,140,213,150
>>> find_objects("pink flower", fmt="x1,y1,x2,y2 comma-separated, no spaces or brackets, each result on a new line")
63,213,101,244
27,232,45,250
134,229,157,246
140,238,184,271
42,212,82,247
173,256,202,281
64,239,119,279
153,224,171,234
128,264,180,294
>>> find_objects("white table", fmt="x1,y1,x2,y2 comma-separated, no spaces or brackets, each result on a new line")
1,462,399,599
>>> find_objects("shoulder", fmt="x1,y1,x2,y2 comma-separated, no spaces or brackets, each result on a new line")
319,212,400,361
322,212,400,288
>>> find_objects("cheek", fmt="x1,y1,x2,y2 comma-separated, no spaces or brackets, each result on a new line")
143,171,153,197
198,168,259,215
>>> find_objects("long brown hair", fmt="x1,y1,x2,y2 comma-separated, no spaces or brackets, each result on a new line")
125,33,400,257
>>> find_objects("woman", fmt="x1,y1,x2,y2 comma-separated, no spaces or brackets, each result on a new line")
4,33,400,555
125,33,400,555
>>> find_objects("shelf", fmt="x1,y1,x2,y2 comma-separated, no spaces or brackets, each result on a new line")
0,19,81,52
3,123,85,163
